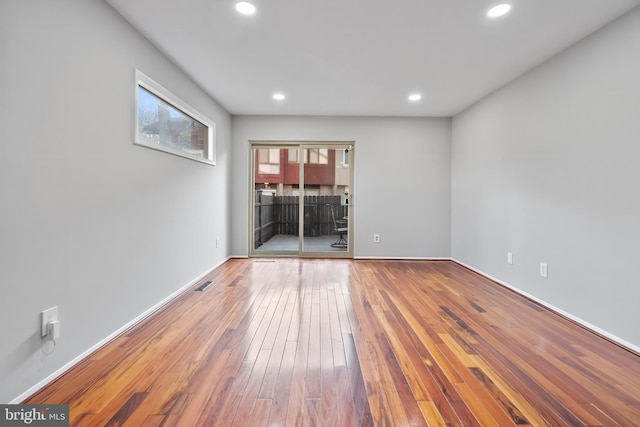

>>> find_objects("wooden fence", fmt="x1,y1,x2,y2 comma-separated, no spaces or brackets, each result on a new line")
254,191,275,248
254,193,348,248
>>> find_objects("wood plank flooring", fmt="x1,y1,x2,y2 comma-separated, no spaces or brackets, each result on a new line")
25,259,640,426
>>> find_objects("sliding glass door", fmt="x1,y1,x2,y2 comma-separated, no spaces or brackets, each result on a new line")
250,142,353,258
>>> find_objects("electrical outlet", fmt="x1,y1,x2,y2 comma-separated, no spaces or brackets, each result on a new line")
373,234,380,243
41,306,58,337
215,237,220,248
540,262,548,278
507,252,513,265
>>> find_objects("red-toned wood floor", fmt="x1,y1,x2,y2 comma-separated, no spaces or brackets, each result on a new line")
26,259,640,426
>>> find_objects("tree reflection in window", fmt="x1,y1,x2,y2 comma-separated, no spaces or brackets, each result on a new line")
134,70,215,165
137,87,208,158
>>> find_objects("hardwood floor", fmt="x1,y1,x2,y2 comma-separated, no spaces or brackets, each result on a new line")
25,259,640,426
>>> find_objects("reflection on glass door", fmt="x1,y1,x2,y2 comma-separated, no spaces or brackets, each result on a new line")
251,143,353,257
300,146,351,255
253,146,299,253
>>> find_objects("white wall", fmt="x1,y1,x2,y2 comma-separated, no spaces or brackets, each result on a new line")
452,7,640,348
231,116,451,258
0,0,231,402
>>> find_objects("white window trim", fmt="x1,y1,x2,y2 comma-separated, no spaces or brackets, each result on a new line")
134,69,216,165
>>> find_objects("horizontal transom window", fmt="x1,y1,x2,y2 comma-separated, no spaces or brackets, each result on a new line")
135,70,215,165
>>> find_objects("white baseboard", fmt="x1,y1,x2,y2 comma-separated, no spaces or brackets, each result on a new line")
10,257,230,404
353,256,451,260
452,258,640,355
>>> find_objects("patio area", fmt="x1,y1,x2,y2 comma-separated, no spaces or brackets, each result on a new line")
255,234,347,253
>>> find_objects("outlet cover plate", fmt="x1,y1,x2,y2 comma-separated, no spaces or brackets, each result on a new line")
540,262,548,278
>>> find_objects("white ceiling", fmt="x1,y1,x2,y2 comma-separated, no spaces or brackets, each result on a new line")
106,0,640,117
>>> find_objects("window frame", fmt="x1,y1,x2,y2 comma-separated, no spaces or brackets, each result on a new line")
134,70,216,166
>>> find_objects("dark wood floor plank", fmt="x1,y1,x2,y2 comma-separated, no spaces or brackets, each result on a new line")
382,292,472,426
23,259,640,427
374,319,428,427
347,284,412,424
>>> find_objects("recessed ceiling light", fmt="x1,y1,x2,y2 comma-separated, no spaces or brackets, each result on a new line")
273,93,285,100
487,4,511,18
236,2,256,15
408,94,421,102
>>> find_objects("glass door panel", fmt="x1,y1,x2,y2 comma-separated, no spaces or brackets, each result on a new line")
253,146,300,254
301,145,352,256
